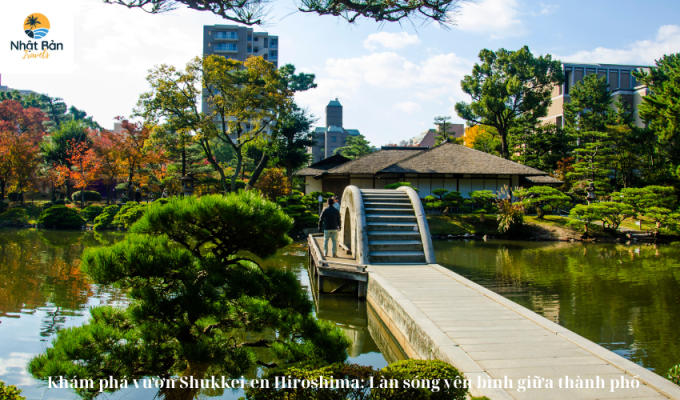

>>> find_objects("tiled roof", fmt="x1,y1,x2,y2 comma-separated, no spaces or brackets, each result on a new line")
327,148,426,175
296,154,351,176
523,175,563,184
319,142,551,176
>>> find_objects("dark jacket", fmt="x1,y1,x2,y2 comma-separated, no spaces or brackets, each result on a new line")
318,205,341,231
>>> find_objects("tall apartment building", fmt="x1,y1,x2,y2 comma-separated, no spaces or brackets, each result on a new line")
308,99,363,163
541,62,650,128
202,25,279,124
203,25,278,67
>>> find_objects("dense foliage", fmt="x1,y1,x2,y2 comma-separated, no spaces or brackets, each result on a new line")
71,190,102,203
0,380,25,400
383,182,419,192
92,205,120,231
38,205,85,229
81,205,104,222
0,207,29,223
244,360,467,400
28,192,350,400
455,46,564,159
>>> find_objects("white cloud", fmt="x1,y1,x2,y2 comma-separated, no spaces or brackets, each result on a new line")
559,25,680,65
294,51,472,130
533,3,559,16
455,0,529,39
393,101,422,114
363,32,421,51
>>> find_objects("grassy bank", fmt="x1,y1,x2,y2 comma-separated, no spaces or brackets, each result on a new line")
427,214,619,240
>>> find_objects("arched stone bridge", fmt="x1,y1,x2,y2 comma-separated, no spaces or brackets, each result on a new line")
306,185,680,400
338,186,435,265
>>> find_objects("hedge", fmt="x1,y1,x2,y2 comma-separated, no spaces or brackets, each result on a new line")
82,205,105,222
71,191,102,202
0,208,29,223
38,205,85,229
93,205,120,231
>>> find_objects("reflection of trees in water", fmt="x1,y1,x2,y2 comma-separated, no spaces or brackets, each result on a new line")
435,240,680,374
0,230,124,338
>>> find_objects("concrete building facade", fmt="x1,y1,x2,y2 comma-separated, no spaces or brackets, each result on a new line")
397,124,465,147
308,99,363,163
541,62,650,128
203,25,278,68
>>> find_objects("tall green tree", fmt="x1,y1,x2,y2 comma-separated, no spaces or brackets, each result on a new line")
565,74,634,193
245,64,317,191
510,123,573,173
564,74,619,132
41,120,92,197
269,104,316,184
333,135,374,159
433,115,453,145
139,55,289,193
455,46,564,159
28,193,349,400
634,53,680,180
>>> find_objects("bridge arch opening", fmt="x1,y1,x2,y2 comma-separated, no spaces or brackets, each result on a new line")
343,208,352,254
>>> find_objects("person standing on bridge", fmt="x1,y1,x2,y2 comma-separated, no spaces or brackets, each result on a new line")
318,197,341,257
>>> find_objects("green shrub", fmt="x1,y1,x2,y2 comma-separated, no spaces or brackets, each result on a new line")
384,182,419,192
0,208,29,223
118,194,129,203
424,195,436,203
65,199,73,204
52,199,66,205
668,364,680,385
0,201,7,213
373,360,467,400
71,190,102,203
82,205,105,222
113,202,148,229
497,199,524,234
38,205,85,229
432,188,449,199
93,205,120,231
0,380,25,400
245,363,372,400
225,178,248,191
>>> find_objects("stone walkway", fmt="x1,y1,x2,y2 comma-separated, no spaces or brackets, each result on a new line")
368,264,680,400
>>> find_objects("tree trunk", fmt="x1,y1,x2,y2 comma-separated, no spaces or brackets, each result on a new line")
231,153,243,193
286,161,293,197
0,179,5,202
499,128,509,159
246,152,270,191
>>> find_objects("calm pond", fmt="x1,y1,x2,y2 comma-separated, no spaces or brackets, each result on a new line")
1,230,679,399
434,239,680,375
0,229,386,400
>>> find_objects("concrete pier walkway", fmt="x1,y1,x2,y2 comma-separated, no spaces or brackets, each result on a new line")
367,263,680,400
310,185,680,399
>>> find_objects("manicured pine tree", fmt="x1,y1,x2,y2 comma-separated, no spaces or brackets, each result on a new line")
28,192,350,400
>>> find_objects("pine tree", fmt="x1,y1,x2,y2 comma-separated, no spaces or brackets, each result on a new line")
28,192,350,400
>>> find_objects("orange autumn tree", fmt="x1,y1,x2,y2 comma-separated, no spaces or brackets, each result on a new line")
93,130,125,204
0,100,47,203
38,163,70,201
112,117,153,198
255,167,290,200
67,138,102,206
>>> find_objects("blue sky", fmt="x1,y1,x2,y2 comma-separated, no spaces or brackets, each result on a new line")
3,0,680,146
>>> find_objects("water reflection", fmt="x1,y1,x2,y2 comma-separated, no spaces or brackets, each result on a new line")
0,230,387,400
434,239,680,374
